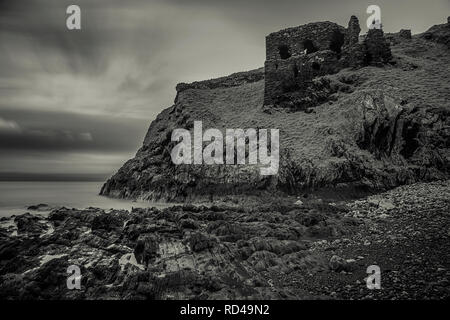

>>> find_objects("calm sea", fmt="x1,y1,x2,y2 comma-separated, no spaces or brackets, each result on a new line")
0,181,174,217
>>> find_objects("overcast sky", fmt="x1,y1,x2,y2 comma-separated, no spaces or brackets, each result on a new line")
0,0,448,180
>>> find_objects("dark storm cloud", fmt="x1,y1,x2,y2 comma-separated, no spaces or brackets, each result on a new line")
0,126,94,151
0,149,130,178
0,109,149,152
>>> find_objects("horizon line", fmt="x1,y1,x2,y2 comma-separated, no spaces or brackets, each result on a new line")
0,172,109,182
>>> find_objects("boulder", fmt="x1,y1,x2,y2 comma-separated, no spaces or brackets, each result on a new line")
14,213,47,235
329,255,355,272
27,204,50,211
399,29,412,39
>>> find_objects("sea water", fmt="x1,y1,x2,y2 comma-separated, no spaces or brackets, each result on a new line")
0,181,173,217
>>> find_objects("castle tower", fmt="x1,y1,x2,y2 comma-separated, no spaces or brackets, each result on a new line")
347,15,361,46
364,28,392,66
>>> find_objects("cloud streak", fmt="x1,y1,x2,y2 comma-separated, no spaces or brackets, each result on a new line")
0,109,149,153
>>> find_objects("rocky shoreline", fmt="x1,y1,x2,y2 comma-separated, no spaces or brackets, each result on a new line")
1,180,448,300
100,19,450,203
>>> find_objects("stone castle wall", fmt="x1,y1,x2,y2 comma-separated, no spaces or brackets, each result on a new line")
264,50,341,106
265,22,346,60
263,16,392,109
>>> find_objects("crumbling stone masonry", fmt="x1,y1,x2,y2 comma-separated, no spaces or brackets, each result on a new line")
364,29,393,66
265,22,347,60
263,16,392,109
399,29,412,40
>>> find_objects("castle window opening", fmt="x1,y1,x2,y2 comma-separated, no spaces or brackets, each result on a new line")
312,62,321,71
278,45,291,59
329,30,345,55
303,40,317,54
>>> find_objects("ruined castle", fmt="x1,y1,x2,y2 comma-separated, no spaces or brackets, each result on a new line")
263,16,392,109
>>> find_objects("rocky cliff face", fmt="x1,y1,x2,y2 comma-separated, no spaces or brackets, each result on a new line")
101,21,449,202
